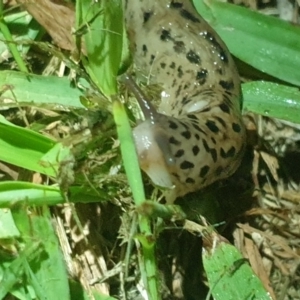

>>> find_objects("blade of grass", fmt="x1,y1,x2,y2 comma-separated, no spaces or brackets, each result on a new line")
11,206,70,300
0,115,58,177
0,3,28,73
193,0,300,86
0,11,42,57
0,182,63,208
243,81,300,123
0,208,20,238
113,99,160,300
69,280,118,300
26,208,70,300
0,241,43,299
76,0,123,96
0,70,84,108
0,181,115,208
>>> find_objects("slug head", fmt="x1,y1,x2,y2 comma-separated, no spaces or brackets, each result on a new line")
133,117,177,190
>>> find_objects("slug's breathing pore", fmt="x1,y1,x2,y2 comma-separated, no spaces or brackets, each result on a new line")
123,0,246,202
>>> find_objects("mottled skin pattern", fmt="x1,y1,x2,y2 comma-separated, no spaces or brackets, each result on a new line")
123,0,246,201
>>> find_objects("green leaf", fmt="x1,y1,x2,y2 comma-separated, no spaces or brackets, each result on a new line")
0,70,84,108
27,208,70,300
243,81,300,123
70,280,118,300
194,0,300,86
11,207,70,300
0,11,42,58
0,115,57,177
113,100,145,205
203,241,271,300
0,209,20,238
0,182,63,208
113,99,160,299
0,241,43,299
76,0,123,96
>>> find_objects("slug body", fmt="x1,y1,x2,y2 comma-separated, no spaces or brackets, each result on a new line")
123,0,246,201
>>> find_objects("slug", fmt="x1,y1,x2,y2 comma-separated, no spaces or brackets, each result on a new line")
123,0,246,202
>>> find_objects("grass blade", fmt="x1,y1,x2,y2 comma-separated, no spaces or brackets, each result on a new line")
194,0,300,86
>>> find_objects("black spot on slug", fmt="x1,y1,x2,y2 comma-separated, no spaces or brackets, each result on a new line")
186,50,201,64
176,85,182,98
192,145,200,156
196,69,208,84
220,146,236,159
187,114,198,121
210,148,217,162
206,120,219,133
202,139,210,152
182,96,191,105
182,99,192,105
173,41,186,53
219,103,230,113
194,133,200,140
169,136,181,145
180,9,200,23
181,131,191,139
143,11,153,23
199,165,210,178
223,94,232,106
219,48,229,63
180,160,195,169
203,31,215,43
203,31,228,63
215,116,227,128
172,78,177,87
168,120,178,129
170,62,176,69
142,44,147,55
182,98,192,105
219,80,234,90
201,107,211,113
180,121,189,129
170,1,183,8
175,149,185,158
177,66,184,78
172,172,180,179
232,123,241,133
204,32,220,49
150,54,155,65
193,123,206,134
160,29,172,41
160,62,166,69
186,177,195,184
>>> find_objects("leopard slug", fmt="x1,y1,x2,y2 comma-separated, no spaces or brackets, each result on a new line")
123,0,246,202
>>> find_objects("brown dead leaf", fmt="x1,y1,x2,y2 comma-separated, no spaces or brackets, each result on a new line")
238,223,300,259
244,236,275,298
260,151,279,182
17,0,75,50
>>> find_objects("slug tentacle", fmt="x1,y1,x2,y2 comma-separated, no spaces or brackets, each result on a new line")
123,0,246,201
122,74,157,122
